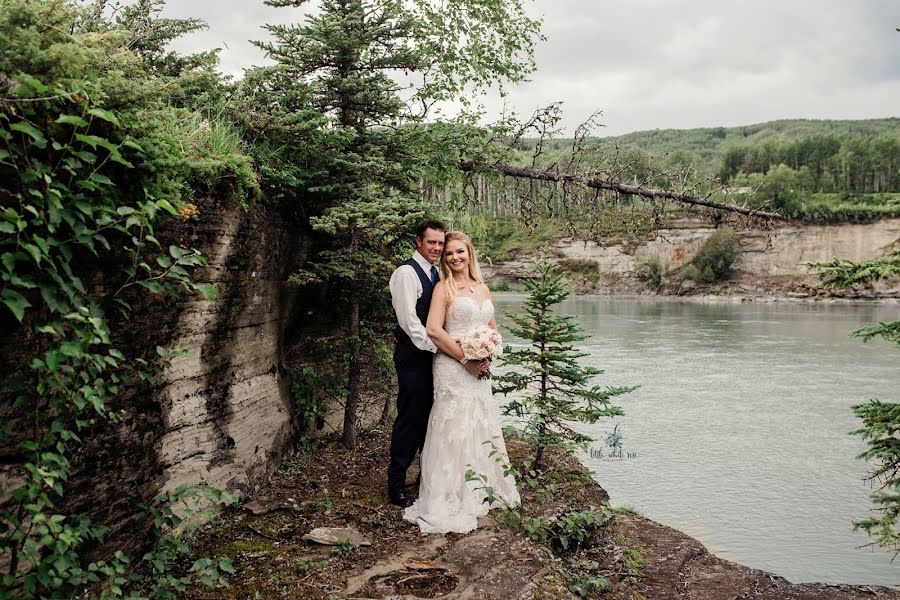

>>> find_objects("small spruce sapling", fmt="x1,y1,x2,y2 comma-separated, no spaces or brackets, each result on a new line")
493,260,635,469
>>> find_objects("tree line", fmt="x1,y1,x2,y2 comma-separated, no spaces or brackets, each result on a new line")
719,134,899,194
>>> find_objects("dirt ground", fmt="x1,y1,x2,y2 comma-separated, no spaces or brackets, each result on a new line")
181,426,900,599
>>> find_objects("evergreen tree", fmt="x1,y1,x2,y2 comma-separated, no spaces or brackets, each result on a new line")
254,0,541,449
812,250,900,552
494,260,635,469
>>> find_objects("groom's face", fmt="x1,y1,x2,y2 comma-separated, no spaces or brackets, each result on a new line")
416,228,445,264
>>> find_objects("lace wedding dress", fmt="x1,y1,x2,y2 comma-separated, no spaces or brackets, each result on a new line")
403,297,520,534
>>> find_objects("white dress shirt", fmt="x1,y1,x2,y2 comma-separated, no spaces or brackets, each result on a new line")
389,251,438,353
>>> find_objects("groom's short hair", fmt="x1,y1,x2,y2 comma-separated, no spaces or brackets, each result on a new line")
415,219,446,239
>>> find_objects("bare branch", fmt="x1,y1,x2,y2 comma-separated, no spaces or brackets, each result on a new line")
457,160,783,220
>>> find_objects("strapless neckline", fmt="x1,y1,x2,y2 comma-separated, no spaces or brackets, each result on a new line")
453,297,493,311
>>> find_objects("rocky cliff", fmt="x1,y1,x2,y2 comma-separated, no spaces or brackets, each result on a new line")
483,218,900,298
0,197,306,550
155,199,301,499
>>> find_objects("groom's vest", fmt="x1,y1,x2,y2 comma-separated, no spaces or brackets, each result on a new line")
394,258,435,351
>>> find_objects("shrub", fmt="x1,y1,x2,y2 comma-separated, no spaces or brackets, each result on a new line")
0,2,259,595
637,256,664,287
550,508,611,552
682,264,700,281
290,365,344,428
493,278,511,292
558,258,600,284
690,227,740,283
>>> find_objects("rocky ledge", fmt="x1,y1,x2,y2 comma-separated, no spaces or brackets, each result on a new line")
481,217,900,300
181,427,899,599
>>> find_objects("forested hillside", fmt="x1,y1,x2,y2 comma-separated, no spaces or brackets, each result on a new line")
510,118,900,223
541,118,899,175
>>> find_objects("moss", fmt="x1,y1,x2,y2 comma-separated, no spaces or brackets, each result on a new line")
546,465,595,486
214,538,280,556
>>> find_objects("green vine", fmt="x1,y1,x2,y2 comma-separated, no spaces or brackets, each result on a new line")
0,1,256,597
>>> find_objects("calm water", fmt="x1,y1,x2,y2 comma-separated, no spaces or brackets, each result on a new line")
492,294,900,586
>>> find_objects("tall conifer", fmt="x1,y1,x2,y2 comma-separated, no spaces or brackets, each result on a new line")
255,0,541,448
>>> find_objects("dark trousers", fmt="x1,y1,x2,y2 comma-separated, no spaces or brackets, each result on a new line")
387,344,434,491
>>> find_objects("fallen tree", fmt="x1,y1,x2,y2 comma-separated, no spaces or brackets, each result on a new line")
458,159,783,220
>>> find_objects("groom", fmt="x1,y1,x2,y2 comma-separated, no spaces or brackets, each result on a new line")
387,220,446,507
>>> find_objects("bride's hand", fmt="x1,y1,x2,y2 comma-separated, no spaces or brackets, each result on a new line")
463,361,484,377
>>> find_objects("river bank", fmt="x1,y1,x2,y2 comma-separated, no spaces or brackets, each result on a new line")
491,294,900,587
179,427,900,599
481,217,900,301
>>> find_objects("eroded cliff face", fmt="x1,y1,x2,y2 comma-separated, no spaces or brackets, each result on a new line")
483,218,900,297
154,199,302,498
0,197,305,551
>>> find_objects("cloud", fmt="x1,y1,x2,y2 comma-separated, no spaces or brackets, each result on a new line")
163,0,900,135
163,0,303,74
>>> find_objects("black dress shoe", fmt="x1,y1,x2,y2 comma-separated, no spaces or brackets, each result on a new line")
389,487,413,508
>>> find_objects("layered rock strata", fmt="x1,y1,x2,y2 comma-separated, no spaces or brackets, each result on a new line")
483,218,900,298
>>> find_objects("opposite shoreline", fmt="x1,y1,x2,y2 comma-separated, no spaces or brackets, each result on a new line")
492,288,900,305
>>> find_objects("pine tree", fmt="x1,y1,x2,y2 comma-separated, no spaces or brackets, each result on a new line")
812,250,900,552
494,260,635,469
256,0,541,449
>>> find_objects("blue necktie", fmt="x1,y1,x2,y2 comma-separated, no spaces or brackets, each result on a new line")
430,265,438,285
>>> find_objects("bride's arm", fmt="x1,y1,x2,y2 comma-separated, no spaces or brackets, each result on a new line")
426,281,466,361
484,284,499,332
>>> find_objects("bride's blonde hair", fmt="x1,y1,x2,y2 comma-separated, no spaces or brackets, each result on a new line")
440,231,483,307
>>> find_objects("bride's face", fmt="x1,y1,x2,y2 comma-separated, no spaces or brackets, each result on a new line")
443,240,469,274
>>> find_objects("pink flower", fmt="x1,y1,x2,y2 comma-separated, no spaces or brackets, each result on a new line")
461,325,503,361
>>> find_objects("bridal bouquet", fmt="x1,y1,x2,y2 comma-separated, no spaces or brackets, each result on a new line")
460,325,503,379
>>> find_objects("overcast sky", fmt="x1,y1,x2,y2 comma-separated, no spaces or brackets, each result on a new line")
164,0,900,136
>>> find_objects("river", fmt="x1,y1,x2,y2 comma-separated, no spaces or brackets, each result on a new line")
492,294,900,586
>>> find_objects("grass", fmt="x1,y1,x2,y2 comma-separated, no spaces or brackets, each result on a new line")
610,505,642,517
163,108,260,204
558,258,600,284
616,533,646,578
451,214,565,262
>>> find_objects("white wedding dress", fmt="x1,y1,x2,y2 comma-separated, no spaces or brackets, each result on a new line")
403,297,521,534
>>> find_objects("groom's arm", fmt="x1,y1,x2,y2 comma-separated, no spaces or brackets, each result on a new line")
389,266,437,353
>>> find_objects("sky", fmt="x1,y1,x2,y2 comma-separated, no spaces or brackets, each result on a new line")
163,0,900,136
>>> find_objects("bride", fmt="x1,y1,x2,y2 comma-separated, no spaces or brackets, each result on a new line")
403,231,520,534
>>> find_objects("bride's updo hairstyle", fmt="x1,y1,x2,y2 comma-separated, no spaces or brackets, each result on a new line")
440,231,483,307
